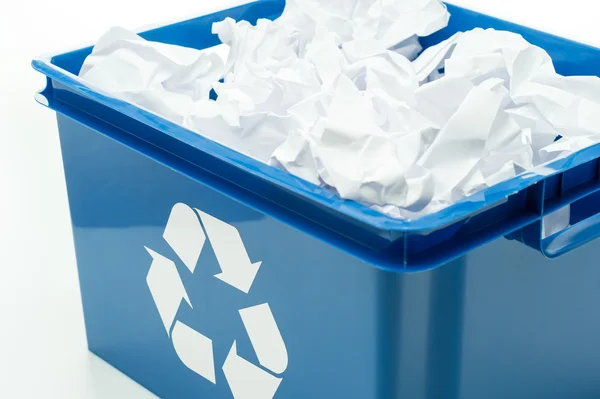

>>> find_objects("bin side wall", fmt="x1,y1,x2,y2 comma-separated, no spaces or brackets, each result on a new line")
56,114,448,399
460,237,600,399
55,112,600,399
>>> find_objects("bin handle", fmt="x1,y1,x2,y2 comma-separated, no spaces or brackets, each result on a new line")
542,211,600,258
513,161,600,258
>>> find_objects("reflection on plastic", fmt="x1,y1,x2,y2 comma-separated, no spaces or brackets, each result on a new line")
542,205,571,239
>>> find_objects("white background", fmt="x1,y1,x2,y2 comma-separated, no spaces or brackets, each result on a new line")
0,0,598,397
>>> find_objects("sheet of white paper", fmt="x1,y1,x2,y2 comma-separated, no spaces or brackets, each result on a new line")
311,76,411,206
276,0,450,53
418,84,504,197
80,27,226,95
414,77,474,128
413,32,461,83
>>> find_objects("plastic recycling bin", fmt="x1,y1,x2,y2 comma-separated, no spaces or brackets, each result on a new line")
32,1,600,398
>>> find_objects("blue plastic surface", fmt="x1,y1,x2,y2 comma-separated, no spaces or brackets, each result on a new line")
33,1,600,398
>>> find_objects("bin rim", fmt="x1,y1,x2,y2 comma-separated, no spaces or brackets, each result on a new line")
31,3,600,236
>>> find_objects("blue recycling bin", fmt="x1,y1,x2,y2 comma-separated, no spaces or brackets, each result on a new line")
33,1,600,398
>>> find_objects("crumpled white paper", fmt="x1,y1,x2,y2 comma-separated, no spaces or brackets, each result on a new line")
79,2,600,220
407,28,600,214
276,0,450,52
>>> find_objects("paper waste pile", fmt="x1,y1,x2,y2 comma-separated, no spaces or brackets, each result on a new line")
79,0,600,219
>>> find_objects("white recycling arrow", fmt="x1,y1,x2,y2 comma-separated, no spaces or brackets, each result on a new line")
239,304,288,375
163,203,206,273
172,320,216,384
223,341,282,399
195,209,262,294
145,247,192,335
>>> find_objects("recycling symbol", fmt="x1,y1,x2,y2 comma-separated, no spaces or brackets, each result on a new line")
145,203,288,399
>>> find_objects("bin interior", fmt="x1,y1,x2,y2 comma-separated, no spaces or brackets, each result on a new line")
33,0,600,270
